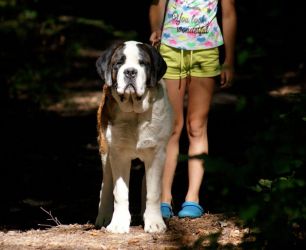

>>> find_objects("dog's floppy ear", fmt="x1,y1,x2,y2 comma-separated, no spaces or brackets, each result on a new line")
142,43,167,87
96,45,116,86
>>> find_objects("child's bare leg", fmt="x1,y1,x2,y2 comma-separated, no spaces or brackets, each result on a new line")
161,78,187,204
185,76,215,203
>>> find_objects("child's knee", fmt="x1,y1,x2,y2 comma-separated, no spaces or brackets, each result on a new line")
187,119,206,138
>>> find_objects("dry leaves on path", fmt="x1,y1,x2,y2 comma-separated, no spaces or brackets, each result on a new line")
0,213,254,249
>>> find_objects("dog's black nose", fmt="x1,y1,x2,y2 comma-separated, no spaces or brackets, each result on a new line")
124,68,137,79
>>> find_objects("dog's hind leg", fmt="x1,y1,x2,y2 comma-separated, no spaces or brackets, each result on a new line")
141,175,146,216
95,155,114,228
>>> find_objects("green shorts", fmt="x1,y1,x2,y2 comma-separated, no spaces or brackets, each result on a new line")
160,43,221,79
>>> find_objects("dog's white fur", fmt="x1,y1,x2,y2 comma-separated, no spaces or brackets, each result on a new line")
95,41,173,233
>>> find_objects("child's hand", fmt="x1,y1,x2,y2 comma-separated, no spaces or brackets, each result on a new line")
150,30,162,47
220,63,234,88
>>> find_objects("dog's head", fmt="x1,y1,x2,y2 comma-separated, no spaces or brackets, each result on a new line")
96,41,167,112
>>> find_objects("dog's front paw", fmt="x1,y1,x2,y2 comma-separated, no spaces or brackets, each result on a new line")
144,212,166,233
106,220,130,234
106,210,131,233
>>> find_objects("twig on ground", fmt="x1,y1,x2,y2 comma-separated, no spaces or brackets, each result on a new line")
39,206,62,227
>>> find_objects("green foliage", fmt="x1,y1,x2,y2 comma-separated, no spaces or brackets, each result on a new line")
238,94,306,248
241,174,306,248
0,2,137,104
236,36,265,66
0,0,16,7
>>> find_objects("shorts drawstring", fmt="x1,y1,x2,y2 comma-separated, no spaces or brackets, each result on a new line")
187,50,193,85
178,49,193,89
190,50,193,71
179,49,184,89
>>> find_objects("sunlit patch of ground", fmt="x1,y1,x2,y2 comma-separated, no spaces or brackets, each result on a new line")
45,84,241,117
46,90,102,116
268,85,303,97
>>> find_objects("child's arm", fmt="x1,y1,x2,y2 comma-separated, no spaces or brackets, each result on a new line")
220,0,237,87
149,0,167,46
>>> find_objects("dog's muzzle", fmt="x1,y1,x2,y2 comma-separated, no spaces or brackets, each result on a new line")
122,67,138,95
124,83,136,94
124,67,137,80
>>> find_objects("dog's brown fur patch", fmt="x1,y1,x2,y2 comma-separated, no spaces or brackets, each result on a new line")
97,84,112,154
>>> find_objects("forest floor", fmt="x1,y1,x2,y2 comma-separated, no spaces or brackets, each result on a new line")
0,213,254,249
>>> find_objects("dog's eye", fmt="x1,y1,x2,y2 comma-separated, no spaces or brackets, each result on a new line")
139,60,148,66
114,61,123,68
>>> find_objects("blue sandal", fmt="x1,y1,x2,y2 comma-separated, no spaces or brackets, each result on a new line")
178,201,204,218
160,202,174,219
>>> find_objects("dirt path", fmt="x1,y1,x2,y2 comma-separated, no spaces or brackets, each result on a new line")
0,214,254,249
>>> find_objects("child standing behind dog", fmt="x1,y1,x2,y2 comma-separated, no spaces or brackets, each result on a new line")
149,0,237,218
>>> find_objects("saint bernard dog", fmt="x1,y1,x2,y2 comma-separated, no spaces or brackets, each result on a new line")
95,41,173,233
